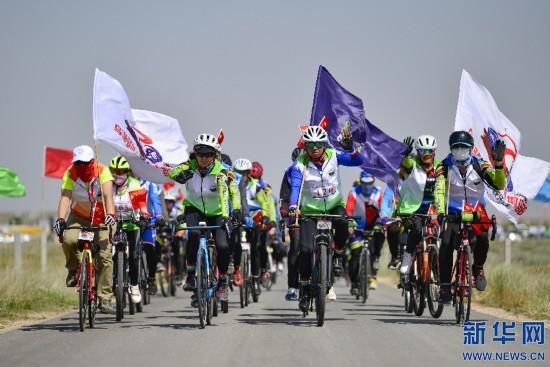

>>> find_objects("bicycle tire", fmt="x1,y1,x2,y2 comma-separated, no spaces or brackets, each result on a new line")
405,270,415,314
464,245,473,323
79,252,89,332
426,246,443,318
141,251,150,305
196,248,207,329
413,254,425,316
88,284,97,328
358,249,369,303
315,244,327,327
116,250,124,321
239,252,246,308
208,245,217,322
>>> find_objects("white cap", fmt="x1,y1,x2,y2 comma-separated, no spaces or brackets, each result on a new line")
72,145,95,163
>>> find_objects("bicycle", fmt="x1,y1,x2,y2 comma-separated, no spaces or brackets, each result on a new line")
297,213,347,327
60,224,109,332
406,212,442,318
446,212,497,325
183,222,221,329
353,228,375,304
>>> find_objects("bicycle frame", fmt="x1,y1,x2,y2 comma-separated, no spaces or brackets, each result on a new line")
185,222,221,328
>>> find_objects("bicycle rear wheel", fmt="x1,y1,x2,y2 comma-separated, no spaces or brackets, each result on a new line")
196,248,207,329
314,244,327,327
464,246,473,323
141,251,150,305
78,252,89,332
115,250,124,321
426,246,443,318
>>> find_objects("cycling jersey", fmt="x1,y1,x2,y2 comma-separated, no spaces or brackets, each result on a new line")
288,148,362,213
346,184,383,228
435,154,506,214
167,159,238,217
397,156,440,215
246,177,276,220
61,163,113,220
113,176,147,230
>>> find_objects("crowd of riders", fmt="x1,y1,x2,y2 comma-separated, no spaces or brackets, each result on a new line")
52,124,506,318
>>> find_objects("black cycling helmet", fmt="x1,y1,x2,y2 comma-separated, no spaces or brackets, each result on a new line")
291,148,302,161
221,153,232,166
449,130,474,148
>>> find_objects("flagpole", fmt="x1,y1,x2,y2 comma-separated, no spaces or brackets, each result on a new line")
93,140,108,216
41,146,47,272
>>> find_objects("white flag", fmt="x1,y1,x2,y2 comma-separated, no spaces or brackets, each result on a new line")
455,70,550,221
93,69,189,183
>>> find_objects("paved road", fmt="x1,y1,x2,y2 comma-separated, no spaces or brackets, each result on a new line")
1,275,548,367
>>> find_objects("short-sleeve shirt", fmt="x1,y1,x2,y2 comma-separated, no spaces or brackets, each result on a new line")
61,163,113,219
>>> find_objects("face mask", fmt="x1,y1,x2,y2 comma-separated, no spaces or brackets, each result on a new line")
75,161,96,182
361,183,374,196
451,147,471,163
114,174,129,187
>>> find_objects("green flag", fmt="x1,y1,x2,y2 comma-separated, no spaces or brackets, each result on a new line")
0,167,26,197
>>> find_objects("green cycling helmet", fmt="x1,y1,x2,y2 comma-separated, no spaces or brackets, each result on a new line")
109,155,131,170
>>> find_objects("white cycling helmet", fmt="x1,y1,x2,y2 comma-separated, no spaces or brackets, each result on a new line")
163,191,177,201
233,158,252,171
303,125,328,143
193,133,220,153
415,135,437,150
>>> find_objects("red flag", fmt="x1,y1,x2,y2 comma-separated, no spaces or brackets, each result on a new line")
129,188,148,210
44,147,73,178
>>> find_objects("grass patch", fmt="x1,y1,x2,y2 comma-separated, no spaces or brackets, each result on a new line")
376,237,550,320
0,237,77,328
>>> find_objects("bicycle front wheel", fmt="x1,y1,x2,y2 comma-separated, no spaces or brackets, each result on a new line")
413,254,425,317
115,250,124,321
314,244,327,327
426,246,443,318
196,248,207,329
359,248,370,304
78,252,89,332
141,251,150,305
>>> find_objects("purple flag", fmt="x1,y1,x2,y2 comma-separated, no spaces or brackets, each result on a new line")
310,65,407,193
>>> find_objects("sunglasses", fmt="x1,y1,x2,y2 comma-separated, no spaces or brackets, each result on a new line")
305,142,326,149
111,168,129,175
195,152,216,158
418,149,435,155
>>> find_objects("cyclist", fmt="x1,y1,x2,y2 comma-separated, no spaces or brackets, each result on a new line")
159,188,186,284
219,153,249,286
396,135,440,277
346,171,385,293
167,133,240,305
109,155,150,305
140,178,164,295
249,161,277,290
232,159,275,296
435,131,506,303
287,125,362,309
280,147,303,301
53,145,117,314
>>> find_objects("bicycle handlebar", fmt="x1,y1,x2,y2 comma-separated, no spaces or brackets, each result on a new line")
444,213,498,241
